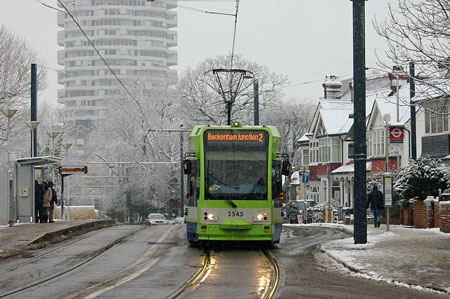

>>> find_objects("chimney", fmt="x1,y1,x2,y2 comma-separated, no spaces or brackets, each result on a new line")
322,75,342,99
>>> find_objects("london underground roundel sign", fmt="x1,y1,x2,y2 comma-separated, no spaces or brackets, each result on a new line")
389,127,404,142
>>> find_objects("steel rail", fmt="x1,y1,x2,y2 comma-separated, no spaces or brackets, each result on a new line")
166,249,211,299
262,250,280,299
0,226,146,298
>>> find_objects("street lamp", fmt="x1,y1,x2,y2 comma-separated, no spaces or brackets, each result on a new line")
1,108,18,163
61,142,72,220
2,108,17,226
47,131,60,182
25,121,40,157
47,131,60,156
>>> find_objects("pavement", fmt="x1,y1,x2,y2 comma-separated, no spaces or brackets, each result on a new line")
319,223,450,296
0,219,116,259
0,221,449,296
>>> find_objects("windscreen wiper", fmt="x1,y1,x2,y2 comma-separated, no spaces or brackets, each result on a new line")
206,171,237,208
225,198,237,208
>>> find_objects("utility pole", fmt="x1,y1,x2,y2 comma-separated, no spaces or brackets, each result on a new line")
352,0,367,244
253,80,259,125
180,124,184,217
31,64,37,157
410,62,416,160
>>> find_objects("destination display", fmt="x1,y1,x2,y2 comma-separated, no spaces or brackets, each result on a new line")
204,130,268,149
207,132,264,142
59,166,88,175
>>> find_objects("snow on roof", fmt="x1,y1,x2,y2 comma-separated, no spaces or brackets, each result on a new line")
318,100,353,135
366,86,411,125
414,78,450,102
332,162,372,174
297,133,309,143
321,110,354,135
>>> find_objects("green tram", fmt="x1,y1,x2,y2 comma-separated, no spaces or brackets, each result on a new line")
183,122,290,243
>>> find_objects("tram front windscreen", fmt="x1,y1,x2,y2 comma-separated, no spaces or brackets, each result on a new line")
203,130,269,200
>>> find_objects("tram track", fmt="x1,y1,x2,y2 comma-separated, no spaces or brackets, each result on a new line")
0,226,146,298
168,248,280,299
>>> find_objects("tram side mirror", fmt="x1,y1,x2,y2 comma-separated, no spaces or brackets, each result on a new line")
282,161,291,176
183,160,192,175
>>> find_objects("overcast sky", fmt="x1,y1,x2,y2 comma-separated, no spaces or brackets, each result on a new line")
0,0,397,106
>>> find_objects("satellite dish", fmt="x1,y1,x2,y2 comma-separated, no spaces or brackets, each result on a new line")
383,114,391,124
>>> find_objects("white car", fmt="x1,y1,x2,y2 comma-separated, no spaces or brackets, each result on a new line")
148,213,168,225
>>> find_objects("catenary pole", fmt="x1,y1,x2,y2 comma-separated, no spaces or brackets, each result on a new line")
410,62,416,160
180,125,184,217
31,64,37,157
352,0,367,244
253,80,259,125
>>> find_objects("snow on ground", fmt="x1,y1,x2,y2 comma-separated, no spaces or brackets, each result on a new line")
285,223,450,296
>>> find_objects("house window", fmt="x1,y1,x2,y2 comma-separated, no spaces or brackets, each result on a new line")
348,143,354,158
309,141,318,164
332,139,341,162
369,129,385,158
302,149,309,166
319,139,331,162
425,105,449,134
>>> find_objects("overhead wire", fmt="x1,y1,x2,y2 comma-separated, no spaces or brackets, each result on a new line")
34,0,66,13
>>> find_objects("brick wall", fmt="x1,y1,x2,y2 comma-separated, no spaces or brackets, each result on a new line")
401,208,413,226
414,200,428,229
425,198,435,228
53,206,98,220
434,199,440,228
440,202,450,233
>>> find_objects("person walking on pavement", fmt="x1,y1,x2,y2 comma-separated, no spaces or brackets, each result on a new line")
34,180,44,223
42,182,53,223
367,185,384,227
48,181,57,223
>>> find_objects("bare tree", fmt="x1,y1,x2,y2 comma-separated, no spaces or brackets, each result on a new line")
86,80,182,218
177,54,288,125
0,25,47,154
374,0,450,98
261,101,315,167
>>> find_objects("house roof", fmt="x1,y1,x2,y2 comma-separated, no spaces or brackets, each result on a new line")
413,78,450,103
317,100,354,135
332,162,372,174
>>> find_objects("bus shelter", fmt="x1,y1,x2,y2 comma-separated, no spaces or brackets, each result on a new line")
12,156,60,224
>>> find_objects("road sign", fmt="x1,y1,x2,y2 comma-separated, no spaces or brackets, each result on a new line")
389,127,404,143
302,170,309,183
59,166,88,175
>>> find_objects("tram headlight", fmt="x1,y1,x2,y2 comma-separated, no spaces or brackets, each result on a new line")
254,212,269,222
203,212,218,222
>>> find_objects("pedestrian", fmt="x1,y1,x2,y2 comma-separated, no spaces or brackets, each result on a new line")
42,182,53,223
34,180,44,223
367,185,384,227
48,181,57,223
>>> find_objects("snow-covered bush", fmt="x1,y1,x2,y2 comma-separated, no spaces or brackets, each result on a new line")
394,158,450,200
366,176,382,193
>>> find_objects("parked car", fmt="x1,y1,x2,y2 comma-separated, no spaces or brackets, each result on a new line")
148,213,168,225
286,200,317,224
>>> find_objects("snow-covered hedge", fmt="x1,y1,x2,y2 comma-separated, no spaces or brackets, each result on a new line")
394,158,450,200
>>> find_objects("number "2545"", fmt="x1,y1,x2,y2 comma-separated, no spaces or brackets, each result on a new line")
228,211,244,217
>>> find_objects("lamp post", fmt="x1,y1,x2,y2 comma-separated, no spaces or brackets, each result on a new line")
47,131,60,183
2,108,18,226
47,131,60,156
1,108,18,163
62,142,72,220
25,121,40,157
